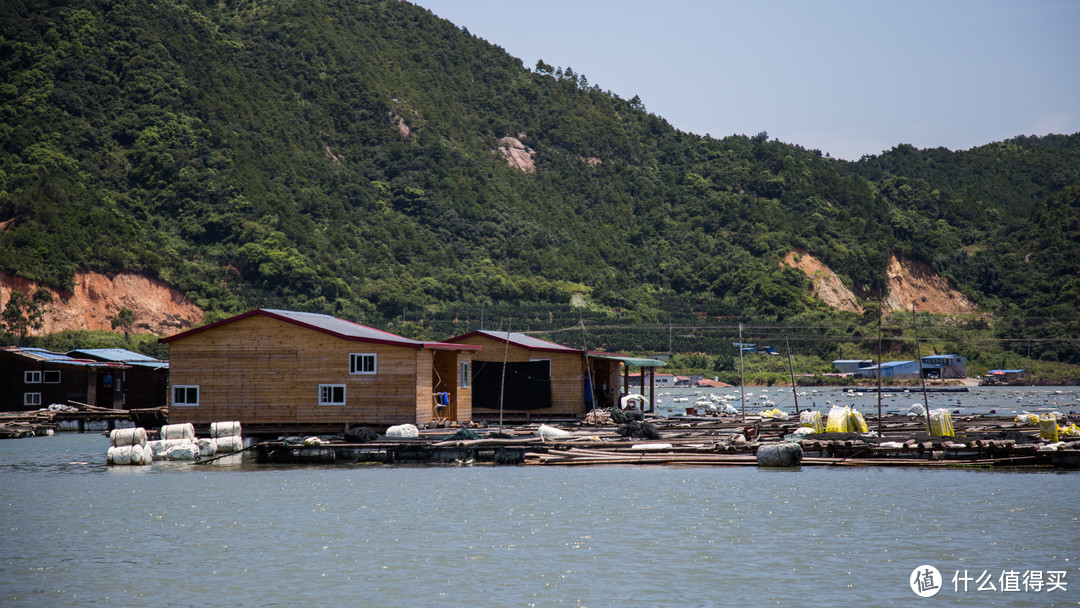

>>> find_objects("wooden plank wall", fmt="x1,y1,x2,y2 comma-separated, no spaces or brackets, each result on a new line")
453,335,586,417
425,349,465,424
413,349,433,426
454,350,472,422
168,315,425,428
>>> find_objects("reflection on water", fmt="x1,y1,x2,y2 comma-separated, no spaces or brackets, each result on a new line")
1,433,1077,606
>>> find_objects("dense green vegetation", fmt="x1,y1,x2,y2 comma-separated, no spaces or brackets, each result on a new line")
1,0,1078,369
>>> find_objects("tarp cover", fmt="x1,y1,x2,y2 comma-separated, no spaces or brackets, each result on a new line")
473,360,552,410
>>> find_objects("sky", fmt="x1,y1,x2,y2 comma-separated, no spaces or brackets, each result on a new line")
415,0,1080,160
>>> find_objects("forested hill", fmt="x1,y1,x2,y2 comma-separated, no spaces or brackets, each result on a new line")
1,0,1078,361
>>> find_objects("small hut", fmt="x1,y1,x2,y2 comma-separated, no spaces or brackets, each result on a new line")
0,346,128,411
67,348,168,409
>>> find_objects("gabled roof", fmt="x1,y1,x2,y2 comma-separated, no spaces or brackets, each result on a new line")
161,309,480,351
0,346,127,368
445,330,582,354
68,348,168,369
861,360,919,371
68,348,162,362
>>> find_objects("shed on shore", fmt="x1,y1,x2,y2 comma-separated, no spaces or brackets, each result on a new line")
161,309,480,432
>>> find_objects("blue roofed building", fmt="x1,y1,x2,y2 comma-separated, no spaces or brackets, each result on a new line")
0,347,129,410
832,359,874,374
920,354,967,379
858,360,923,380
68,349,169,409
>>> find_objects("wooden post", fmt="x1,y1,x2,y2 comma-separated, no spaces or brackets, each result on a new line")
649,368,655,413
579,317,595,412
738,323,746,423
785,333,798,416
877,296,883,438
913,304,931,435
639,367,646,412
498,325,510,431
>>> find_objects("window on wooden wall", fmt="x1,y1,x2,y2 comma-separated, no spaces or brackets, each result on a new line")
349,353,377,375
318,384,346,405
24,392,41,407
24,371,41,383
460,362,470,388
173,385,200,406
43,370,61,383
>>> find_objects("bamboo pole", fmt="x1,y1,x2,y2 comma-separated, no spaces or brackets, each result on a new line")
738,322,746,423
498,324,511,432
877,295,883,437
785,332,799,416
579,315,596,413
913,304,932,435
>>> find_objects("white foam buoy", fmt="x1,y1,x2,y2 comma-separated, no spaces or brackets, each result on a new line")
385,424,419,438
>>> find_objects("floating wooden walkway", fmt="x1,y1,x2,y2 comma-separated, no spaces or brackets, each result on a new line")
247,413,1079,469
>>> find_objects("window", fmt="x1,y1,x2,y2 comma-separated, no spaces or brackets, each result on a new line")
460,362,470,388
24,371,41,384
319,384,346,405
43,370,61,383
349,353,376,375
173,385,200,406
24,392,41,407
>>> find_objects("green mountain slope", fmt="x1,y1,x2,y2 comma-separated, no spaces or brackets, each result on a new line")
1,0,1078,362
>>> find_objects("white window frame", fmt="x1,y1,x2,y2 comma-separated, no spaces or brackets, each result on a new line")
460,362,470,388
43,370,61,384
318,384,346,405
24,370,41,384
172,385,200,407
349,353,377,375
24,392,41,407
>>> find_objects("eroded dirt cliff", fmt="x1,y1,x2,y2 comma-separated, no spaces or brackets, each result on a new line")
782,250,975,315
0,271,203,336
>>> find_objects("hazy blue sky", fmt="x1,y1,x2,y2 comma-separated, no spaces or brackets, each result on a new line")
415,0,1079,160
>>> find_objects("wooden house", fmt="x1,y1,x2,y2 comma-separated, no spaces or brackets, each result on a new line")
444,331,671,418
0,346,128,411
445,330,588,418
68,348,169,409
161,309,480,432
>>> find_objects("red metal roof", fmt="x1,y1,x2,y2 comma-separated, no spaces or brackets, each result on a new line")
445,330,583,354
161,309,480,350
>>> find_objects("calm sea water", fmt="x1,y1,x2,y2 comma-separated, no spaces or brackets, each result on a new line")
655,385,1080,418
2,430,1078,607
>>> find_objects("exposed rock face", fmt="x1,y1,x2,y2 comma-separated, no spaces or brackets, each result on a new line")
883,255,974,314
496,136,535,173
780,250,862,313
388,112,411,137
0,271,204,336
782,250,975,315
